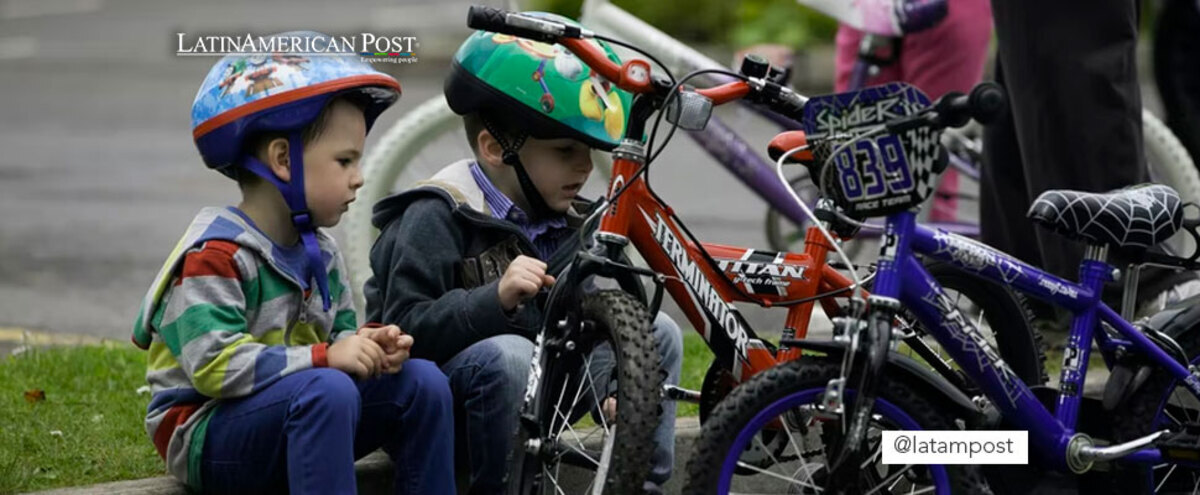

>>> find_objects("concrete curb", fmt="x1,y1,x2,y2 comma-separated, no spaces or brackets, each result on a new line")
28,418,701,495
24,372,1109,495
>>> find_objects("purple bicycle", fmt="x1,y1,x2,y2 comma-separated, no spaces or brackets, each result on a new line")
684,82,1200,494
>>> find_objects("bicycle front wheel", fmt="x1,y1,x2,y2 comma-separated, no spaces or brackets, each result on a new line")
683,357,991,495
506,290,663,495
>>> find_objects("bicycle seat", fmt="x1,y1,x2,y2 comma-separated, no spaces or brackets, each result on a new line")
1027,184,1184,249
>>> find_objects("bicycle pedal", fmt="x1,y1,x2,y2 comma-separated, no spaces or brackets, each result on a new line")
663,384,701,403
1154,427,1200,463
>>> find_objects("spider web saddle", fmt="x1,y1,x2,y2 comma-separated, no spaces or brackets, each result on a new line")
1027,184,1184,249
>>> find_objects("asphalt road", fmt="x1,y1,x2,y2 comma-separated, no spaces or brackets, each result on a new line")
0,0,818,342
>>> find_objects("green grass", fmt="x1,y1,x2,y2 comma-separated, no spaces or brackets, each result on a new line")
677,332,714,418
0,333,715,493
0,345,161,493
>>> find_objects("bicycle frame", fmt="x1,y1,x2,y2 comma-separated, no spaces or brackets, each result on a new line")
596,140,859,377
871,209,1200,471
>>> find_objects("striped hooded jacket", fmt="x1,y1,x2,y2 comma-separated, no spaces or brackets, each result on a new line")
132,207,358,488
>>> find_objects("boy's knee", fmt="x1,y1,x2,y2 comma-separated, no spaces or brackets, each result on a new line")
474,334,534,384
402,359,453,406
295,368,360,415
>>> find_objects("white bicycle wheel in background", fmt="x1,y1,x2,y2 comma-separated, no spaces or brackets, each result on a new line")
1145,108,1200,259
343,95,614,312
344,96,460,313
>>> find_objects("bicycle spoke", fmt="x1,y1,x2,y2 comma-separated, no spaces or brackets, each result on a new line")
548,367,604,461
1157,463,1178,493
860,440,883,470
733,460,825,492
887,468,906,492
556,417,600,467
541,464,569,495
1165,406,1182,427
548,372,573,438
864,464,917,495
582,353,612,433
782,417,823,488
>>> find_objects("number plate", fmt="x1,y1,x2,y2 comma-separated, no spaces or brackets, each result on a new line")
801,82,941,217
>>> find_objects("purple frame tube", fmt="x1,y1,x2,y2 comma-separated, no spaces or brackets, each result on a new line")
878,214,1200,470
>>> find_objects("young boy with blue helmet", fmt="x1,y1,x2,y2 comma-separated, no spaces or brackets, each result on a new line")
133,32,455,494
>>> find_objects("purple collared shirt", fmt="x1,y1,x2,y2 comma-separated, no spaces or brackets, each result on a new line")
469,162,571,259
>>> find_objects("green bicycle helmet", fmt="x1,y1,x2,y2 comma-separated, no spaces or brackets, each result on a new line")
444,12,633,217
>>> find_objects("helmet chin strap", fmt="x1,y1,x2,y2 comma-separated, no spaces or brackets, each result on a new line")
240,132,332,311
481,117,556,221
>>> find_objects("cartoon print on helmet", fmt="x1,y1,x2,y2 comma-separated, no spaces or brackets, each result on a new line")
553,51,584,80
215,54,312,98
532,60,555,112
579,76,625,139
192,30,400,174
494,32,586,115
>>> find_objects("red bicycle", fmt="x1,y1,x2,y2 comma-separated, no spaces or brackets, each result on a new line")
464,7,1046,494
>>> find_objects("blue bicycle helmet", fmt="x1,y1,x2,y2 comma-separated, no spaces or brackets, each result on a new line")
190,31,401,310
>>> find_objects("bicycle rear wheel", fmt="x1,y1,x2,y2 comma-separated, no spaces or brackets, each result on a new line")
1108,313,1200,493
1144,108,1200,258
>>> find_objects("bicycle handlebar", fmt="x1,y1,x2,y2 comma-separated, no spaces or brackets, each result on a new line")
465,5,808,121
467,5,575,43
885,82,1007,133
933,81,1006,127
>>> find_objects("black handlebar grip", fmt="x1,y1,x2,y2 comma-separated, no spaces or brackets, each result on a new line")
967,81,1006,124
930,82,1006,129
467,5,509,32
466,5,560,43
933,91,971,129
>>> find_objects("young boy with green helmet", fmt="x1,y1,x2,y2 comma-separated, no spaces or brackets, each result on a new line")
364,14,683,494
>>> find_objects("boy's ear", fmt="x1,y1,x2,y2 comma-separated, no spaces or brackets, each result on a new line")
477,129,505,168
264,137,292,183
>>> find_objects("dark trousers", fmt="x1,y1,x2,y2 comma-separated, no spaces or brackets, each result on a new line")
981,0,1192,305
198,362,456,495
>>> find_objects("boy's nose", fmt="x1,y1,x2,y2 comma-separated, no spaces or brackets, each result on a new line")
576,153,594,173
350,167,365,189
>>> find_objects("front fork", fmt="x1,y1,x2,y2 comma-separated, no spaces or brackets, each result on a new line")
517,232,667,439
825,294,903,492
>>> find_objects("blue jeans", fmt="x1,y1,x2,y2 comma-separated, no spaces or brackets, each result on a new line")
199,360,455,495
442,312,683,494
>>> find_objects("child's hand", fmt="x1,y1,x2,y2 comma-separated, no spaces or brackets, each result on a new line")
498,255,556,311
358,324,413,374
327,334,386,380
602,397,617,423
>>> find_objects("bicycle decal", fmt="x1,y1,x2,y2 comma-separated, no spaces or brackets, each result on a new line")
639,207,752,358
930,230,1024,284
918,279,1027,407
714,249,810,297
802,82,940,216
